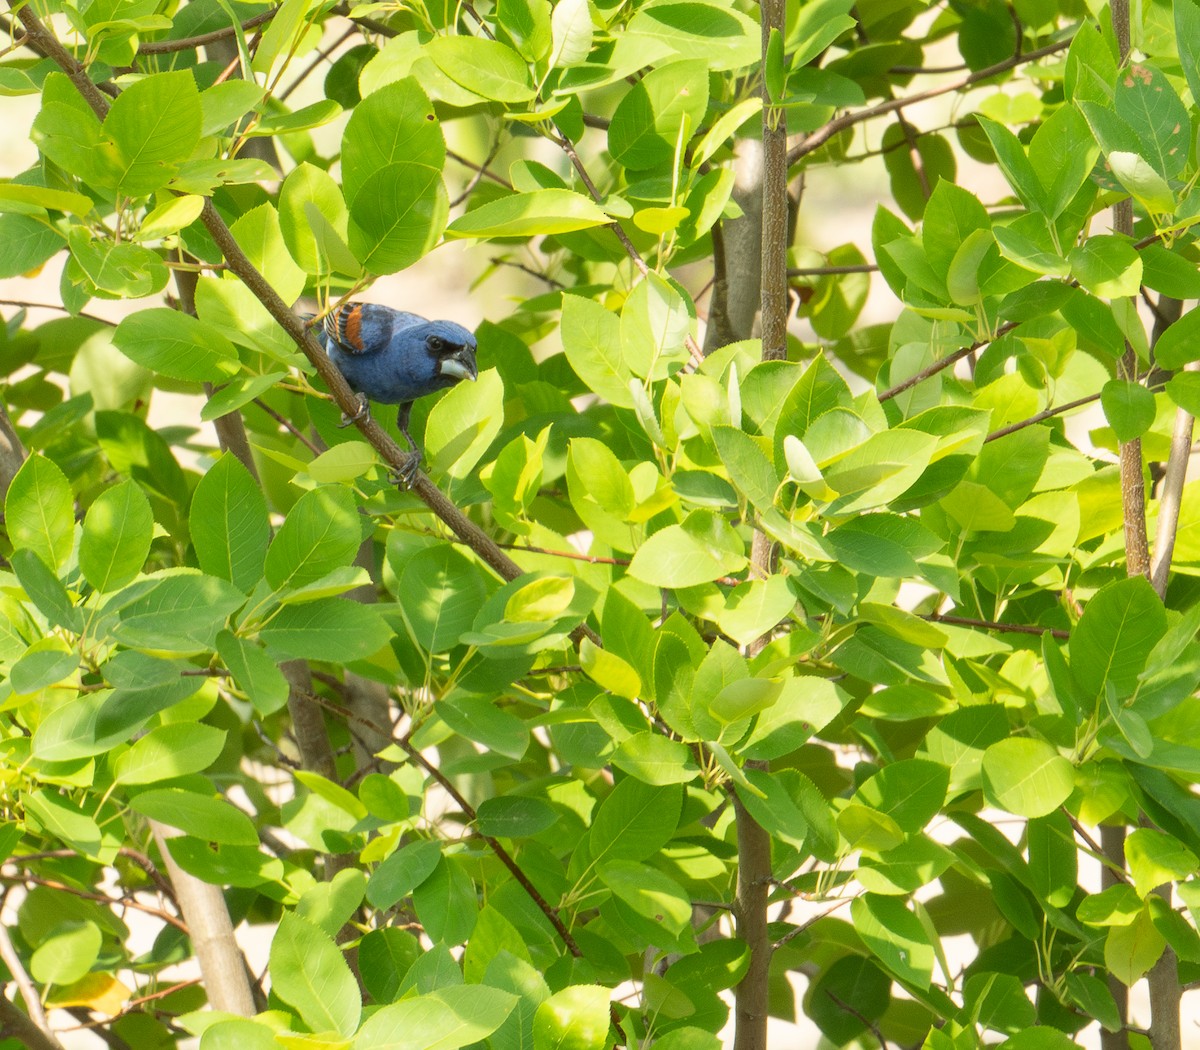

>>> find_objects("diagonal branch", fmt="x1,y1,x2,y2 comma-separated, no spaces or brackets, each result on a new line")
788,38,1072,165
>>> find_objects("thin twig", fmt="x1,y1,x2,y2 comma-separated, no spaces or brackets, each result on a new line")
450,136,504,207
446,149,513,190
788,38,1072,164
0,873,189,933
278,25,357,101
489,258,565,289
983,393,1099,442
300,689,583,956
137,8,280,54
0,300,114,326
250,397,322,455
1151,360,1197,597
925,613,1069,640
0,901,57,1046
787,265,878,276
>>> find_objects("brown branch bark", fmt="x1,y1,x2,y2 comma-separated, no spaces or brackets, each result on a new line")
0,993,65,1050
136,8,279,54
787,38,1072,165
0,918,59,1049
0,400,25,505
732,7,787,1050
1109,2,1172,1044
149,824,258,1015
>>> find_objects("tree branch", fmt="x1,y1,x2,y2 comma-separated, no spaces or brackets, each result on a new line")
0,992,65,1050
788,38,1072,165
733,8,787,1050
0,913,59,1049
136,8,280,54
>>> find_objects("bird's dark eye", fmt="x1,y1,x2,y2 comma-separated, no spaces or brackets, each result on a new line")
428,335,444,352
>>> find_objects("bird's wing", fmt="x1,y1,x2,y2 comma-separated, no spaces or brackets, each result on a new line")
320,304,427,356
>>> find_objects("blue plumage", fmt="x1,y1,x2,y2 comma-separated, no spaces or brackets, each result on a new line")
311,302,478,481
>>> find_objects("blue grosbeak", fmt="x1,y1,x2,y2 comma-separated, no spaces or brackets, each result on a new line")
311,302,478,482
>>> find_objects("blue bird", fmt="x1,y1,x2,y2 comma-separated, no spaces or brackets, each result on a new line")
311,303,478,482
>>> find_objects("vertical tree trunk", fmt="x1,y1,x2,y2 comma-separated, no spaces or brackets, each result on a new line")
732,4,788,1050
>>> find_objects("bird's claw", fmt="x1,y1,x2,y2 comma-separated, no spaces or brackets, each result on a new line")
387,451,423,489
338,393,371,428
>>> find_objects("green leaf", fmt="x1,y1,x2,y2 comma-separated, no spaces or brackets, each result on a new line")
580,637,641,698
101,70,202,197
599,860,691,934
476,795,560,838
1125,828,1198,898
1027,811,1078,907
342,76,443,202
201,372,288,420
550,0,592,68
712,426,778,512
1100,380,1156,443
609,60,709,171
628,510,747,587
353,985,517,1050
348,161,447,275
399,545,488,653
30,922,101,986
425,368,504,481
588,780,681,865
279,163,351,276
190,455,270,593
560,295,633,407
622,0,759,72
112,308,238,382
216,631,290,715
265,486,361,592
258,598,391,662
447,190,611,238
1177,0,1200,120
10,638,77,695
808,955,890,1045
1108,150,1176,214
855,759,949,834
1071,576,1166,701
981,738,1074,818
1105,906,1165,986
229,204,306,303
532,986,611,1050
6,452,75,572
976,116,1046,214
1153,305,1200,369
0,183,92,217
850,894,935,987
1026,104,1100,220
199,78,265,136
1115,61,1190,180
0,213,65,279
426,37,536,102
922,180,990,279
11,548,82,632
1067,237,1142,299
78,479,151,593
270,912,361,1037
612,731,697,785
413,856,478,945
129,788,257,846
114,723,226,785
135,194,205,242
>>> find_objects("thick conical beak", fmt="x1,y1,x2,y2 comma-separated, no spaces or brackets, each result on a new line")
438,346,478,383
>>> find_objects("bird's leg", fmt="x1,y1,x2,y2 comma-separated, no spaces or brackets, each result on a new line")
337,392,371,428
388,402,423,487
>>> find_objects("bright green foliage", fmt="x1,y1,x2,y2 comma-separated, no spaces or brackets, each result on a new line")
3,0,1200,1048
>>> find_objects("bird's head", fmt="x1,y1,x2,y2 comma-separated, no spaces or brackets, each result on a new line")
422,321,478,388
